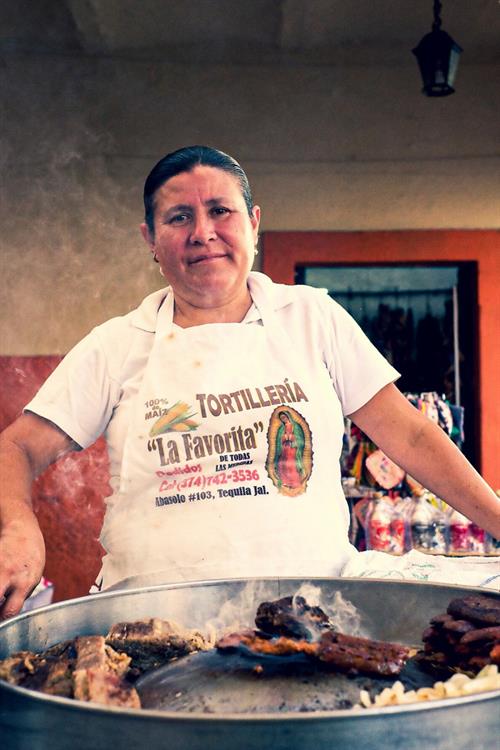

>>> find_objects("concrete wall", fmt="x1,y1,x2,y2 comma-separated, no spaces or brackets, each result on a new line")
1,55,499,354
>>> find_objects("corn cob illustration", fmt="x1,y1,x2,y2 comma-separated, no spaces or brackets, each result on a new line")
149,402,199,436
168,419,199,432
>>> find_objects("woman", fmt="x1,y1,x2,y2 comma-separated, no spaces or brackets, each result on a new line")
0,145,499,619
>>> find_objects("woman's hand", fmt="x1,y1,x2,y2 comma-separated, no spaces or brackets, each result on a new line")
0,413,77,619
0,513,45,619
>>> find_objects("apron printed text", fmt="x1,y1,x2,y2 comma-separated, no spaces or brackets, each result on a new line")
147,421,263,466
195,378,308,417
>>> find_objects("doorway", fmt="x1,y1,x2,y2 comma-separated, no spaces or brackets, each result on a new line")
295,262,478,465
261,229,500,482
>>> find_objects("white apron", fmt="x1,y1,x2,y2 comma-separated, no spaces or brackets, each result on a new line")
96,274,355,589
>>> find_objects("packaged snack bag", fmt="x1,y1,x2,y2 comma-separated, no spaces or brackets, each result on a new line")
448,509,472,554
366,495,406,555
410,494,448,554
365,449,405,490
469,523,486,554
366,496,392,552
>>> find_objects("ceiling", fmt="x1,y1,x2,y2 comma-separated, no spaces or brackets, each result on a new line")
2,0,500,66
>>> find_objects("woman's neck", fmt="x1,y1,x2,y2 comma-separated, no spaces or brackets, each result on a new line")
172,288,253,328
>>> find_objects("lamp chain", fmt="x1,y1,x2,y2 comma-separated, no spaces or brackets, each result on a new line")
433,0,442,30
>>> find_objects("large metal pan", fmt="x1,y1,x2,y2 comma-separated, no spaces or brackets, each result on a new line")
0,577,498,750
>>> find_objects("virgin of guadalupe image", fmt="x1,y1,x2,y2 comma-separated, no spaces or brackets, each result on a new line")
266,406,313,497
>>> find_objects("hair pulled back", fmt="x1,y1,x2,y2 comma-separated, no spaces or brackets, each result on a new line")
143,145,254,234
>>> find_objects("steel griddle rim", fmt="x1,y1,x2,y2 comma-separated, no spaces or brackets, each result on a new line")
1,674,499,722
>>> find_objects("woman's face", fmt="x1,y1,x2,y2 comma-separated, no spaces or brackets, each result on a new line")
141,165,260,311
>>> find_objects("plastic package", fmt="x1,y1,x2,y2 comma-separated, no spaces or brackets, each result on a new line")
409,494,448,555
486,533,500,556
365,495,406,555
448,510,473,554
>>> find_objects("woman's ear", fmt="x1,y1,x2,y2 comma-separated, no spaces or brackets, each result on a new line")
140,222,155,254
251,205,261,244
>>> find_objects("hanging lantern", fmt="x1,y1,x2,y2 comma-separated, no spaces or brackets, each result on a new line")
413,0,463,97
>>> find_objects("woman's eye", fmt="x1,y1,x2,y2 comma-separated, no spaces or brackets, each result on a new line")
169,214,189,224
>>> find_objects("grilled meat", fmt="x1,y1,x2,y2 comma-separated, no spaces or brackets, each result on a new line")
447,595,500,627
459,625,500,648
317,631,410,677
0,637,139,706
255,595,330,640
0,641,75,697
216,629,410,677
72,636,140,708
217,631,317,658
0,652,35,686
218,593,411,678
490,644,500,665
105,618,209,674
418,595,500,674
0,618,207,706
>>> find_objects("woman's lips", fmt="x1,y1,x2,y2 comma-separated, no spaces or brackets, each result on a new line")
189,253,228,265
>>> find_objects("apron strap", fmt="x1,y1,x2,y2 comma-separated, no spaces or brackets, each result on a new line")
154,274,286,346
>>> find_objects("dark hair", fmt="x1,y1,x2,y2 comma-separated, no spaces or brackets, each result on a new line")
143,145,254,234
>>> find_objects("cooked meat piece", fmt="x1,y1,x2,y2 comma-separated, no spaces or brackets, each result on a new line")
0,636,138,707
255,595,330,640
72,636,140,708
0,651,39,686
106,618,208,673
105,644,132,677
447,595,500,627
429,613,454,626
215,629,261,651
0,641,75,697
78,668,140,708
459,626,500,650
417,650,450,666
317,631,410,677
217,629,409,677
216,631,317,657
490,644,500,665
422,625,441,643
420,596,500,674
422,626,452,648
442,619,477,636
73,636,107,676
421,623,461,660
466,655,491,671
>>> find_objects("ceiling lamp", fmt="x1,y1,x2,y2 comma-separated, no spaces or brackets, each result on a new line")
412,0,463,96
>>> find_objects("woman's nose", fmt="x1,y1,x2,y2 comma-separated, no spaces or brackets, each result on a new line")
189,213,216,244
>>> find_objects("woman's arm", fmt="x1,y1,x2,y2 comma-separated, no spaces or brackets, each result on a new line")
348,383,500,538
0,413,78,619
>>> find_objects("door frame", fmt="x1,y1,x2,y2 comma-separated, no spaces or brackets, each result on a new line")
262,229,500,486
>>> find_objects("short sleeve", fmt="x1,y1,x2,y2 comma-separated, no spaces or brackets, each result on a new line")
24,329,121,449
321,295,400,416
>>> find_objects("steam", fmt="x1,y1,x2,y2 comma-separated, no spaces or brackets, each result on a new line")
204,581,366,640
205,580,279,635
293,583,365,637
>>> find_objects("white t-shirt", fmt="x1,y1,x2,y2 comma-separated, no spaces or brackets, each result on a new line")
26,273,398,586
26,274,399,495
